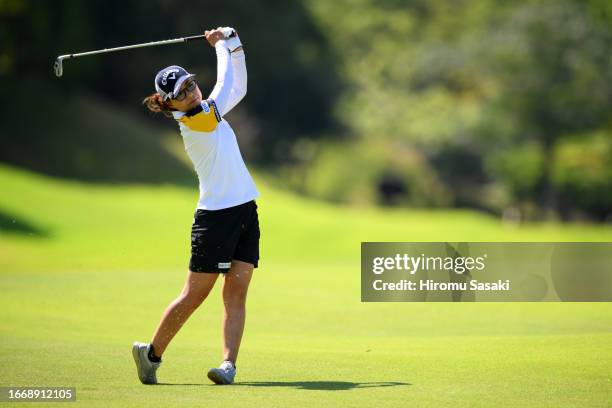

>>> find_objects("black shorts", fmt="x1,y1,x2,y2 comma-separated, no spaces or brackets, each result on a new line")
189,200,260,273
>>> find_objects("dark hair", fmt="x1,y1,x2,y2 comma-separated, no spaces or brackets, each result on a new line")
142,92,175,117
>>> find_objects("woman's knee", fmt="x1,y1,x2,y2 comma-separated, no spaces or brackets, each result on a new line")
227,292,248,304
179,273,216,306
222,289,248,309
178,289,208,310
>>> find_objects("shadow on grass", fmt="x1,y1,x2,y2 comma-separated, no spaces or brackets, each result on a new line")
238,381,410,390
158,381,410,390
157,383,207,386
0,210,49,237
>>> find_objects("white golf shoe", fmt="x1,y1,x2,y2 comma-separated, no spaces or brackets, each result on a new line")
207,360,236,385
132,342,161,384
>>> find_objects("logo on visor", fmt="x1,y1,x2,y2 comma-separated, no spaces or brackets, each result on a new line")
161,69,179,85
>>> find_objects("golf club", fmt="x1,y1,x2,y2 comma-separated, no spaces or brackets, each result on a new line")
53,34,205,77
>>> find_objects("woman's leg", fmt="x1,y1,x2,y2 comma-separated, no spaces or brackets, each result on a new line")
221,260,254,364
150,271,219,357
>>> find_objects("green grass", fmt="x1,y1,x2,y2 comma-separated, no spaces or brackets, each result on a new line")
1,164,611,407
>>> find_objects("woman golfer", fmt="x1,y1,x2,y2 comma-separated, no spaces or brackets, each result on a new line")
132,27,259,385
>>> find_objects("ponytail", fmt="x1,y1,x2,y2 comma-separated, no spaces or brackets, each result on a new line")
142,92,175,117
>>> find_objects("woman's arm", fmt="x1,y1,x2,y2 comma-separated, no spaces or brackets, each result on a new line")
208,39,234,116
223,48,248,114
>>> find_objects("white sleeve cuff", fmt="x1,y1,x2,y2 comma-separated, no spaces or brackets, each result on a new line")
226,35,242,52
220,27,243,52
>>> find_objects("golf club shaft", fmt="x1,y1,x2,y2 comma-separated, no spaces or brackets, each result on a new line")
61,35,204,59
54,34,205,77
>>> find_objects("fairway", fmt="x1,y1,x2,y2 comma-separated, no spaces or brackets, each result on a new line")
1,164,611,407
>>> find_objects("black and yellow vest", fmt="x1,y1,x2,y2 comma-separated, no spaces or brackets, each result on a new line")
176,98,222,132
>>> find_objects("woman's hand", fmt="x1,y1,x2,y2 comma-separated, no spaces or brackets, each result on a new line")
205,28,225,47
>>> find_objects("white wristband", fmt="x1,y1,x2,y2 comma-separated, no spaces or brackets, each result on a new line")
221,27,243,52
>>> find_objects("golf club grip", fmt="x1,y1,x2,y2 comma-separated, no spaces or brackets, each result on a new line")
184,35,206,42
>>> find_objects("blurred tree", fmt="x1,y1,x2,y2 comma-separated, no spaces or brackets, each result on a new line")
2,0,612,219
552,131,612,220
477,0,612,217
303,0,612,219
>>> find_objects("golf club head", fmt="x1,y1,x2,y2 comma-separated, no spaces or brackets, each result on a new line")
54,56,65,77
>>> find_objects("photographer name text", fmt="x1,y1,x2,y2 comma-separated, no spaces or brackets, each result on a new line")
371,253,510,292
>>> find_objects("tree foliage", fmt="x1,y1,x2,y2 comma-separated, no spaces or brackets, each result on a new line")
2,0,611,219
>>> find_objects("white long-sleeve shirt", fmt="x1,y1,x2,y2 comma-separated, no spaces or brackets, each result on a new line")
172,40,258,210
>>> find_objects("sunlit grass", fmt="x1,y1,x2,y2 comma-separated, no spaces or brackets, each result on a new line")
1,164,611,407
